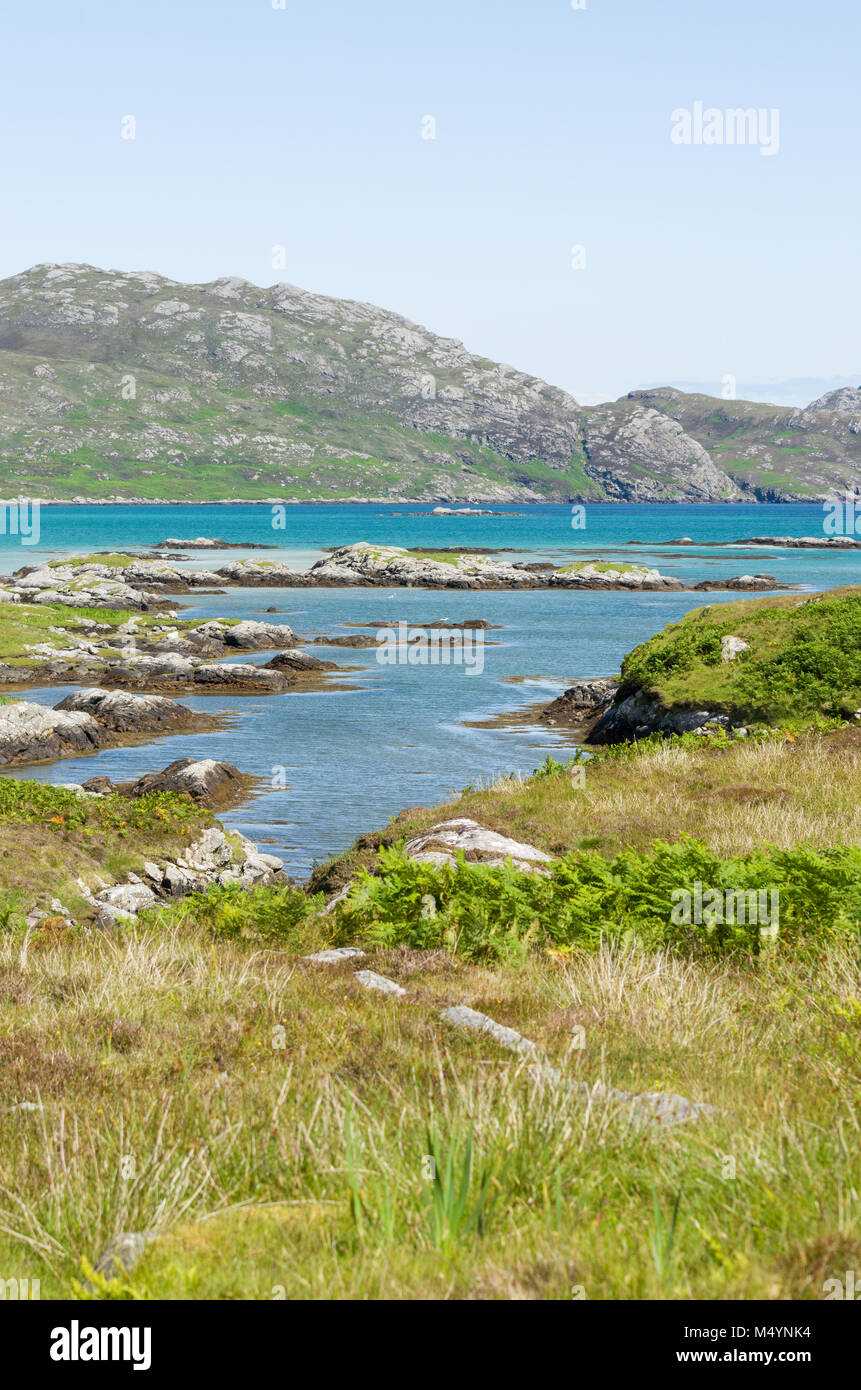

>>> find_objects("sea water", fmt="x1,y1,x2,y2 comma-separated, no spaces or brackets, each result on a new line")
2,503,858,877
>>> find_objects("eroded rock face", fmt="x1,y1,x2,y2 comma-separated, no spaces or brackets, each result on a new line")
540,678,619,731
0,701,100,765
583,405,740,502
588,690,731,744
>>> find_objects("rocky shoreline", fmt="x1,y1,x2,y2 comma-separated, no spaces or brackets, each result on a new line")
632,535,861,550
0,613,353,696
1,544,791,605
534,674,755,745
0,689,222,766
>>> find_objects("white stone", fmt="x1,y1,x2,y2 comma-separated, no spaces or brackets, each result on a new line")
303,946,366,963
721,635,751,662
354,970,406,997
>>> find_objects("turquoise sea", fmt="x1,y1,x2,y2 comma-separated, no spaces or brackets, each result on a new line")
2,502,858,878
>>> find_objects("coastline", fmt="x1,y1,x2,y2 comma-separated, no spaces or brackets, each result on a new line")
6,496,832,507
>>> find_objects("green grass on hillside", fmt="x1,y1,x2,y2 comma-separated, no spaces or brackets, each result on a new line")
617,587,861,726
0,601,137,659
48,554,138,569
0,778,214,922
557,561,642,575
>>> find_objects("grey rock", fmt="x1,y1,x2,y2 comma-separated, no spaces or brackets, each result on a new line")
540,677,619,730
92,1231,153,1281
56,687,201,734
266,649,338,672
303,946,366,963
162,862,196,896
95,881,158,916
721,635,751,662
117,757,245,808
590,690,731,745
440,1005,539,1055
403,818,552,873
0,700,100,765
354,970,406,997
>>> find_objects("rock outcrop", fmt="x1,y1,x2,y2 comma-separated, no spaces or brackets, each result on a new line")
0,609,311,695
301,544,782,592
79,825,287,926
539,678,619,733
56,687,206,733
0,689,215,766
83,758,250,809
403,819,553,873
588,690,733,744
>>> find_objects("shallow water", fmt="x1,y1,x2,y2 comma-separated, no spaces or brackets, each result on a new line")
3,503,859,877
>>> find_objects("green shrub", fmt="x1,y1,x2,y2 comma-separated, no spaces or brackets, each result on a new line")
331,838,861,962
163,881,324,947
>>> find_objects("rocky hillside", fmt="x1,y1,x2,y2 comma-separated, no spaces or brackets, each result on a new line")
622,388,861,502
1,262,860,503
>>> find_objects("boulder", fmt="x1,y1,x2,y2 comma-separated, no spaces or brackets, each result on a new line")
721,635,751,662
440,1005,539,1055
266,649,338,672
105,758,248,809
56,687,202,733
540,677,619,730
0,700,100,765
354,970,406,997
403,818,552,873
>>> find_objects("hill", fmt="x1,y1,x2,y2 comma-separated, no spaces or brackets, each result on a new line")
3,263,861,503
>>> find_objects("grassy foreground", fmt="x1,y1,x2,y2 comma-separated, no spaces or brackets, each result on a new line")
0,908,856,1301
0,731,858,1300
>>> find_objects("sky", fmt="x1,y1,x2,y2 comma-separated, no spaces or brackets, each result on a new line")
1,0,858,404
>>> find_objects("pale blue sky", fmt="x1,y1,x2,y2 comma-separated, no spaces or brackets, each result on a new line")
1,0,858,402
